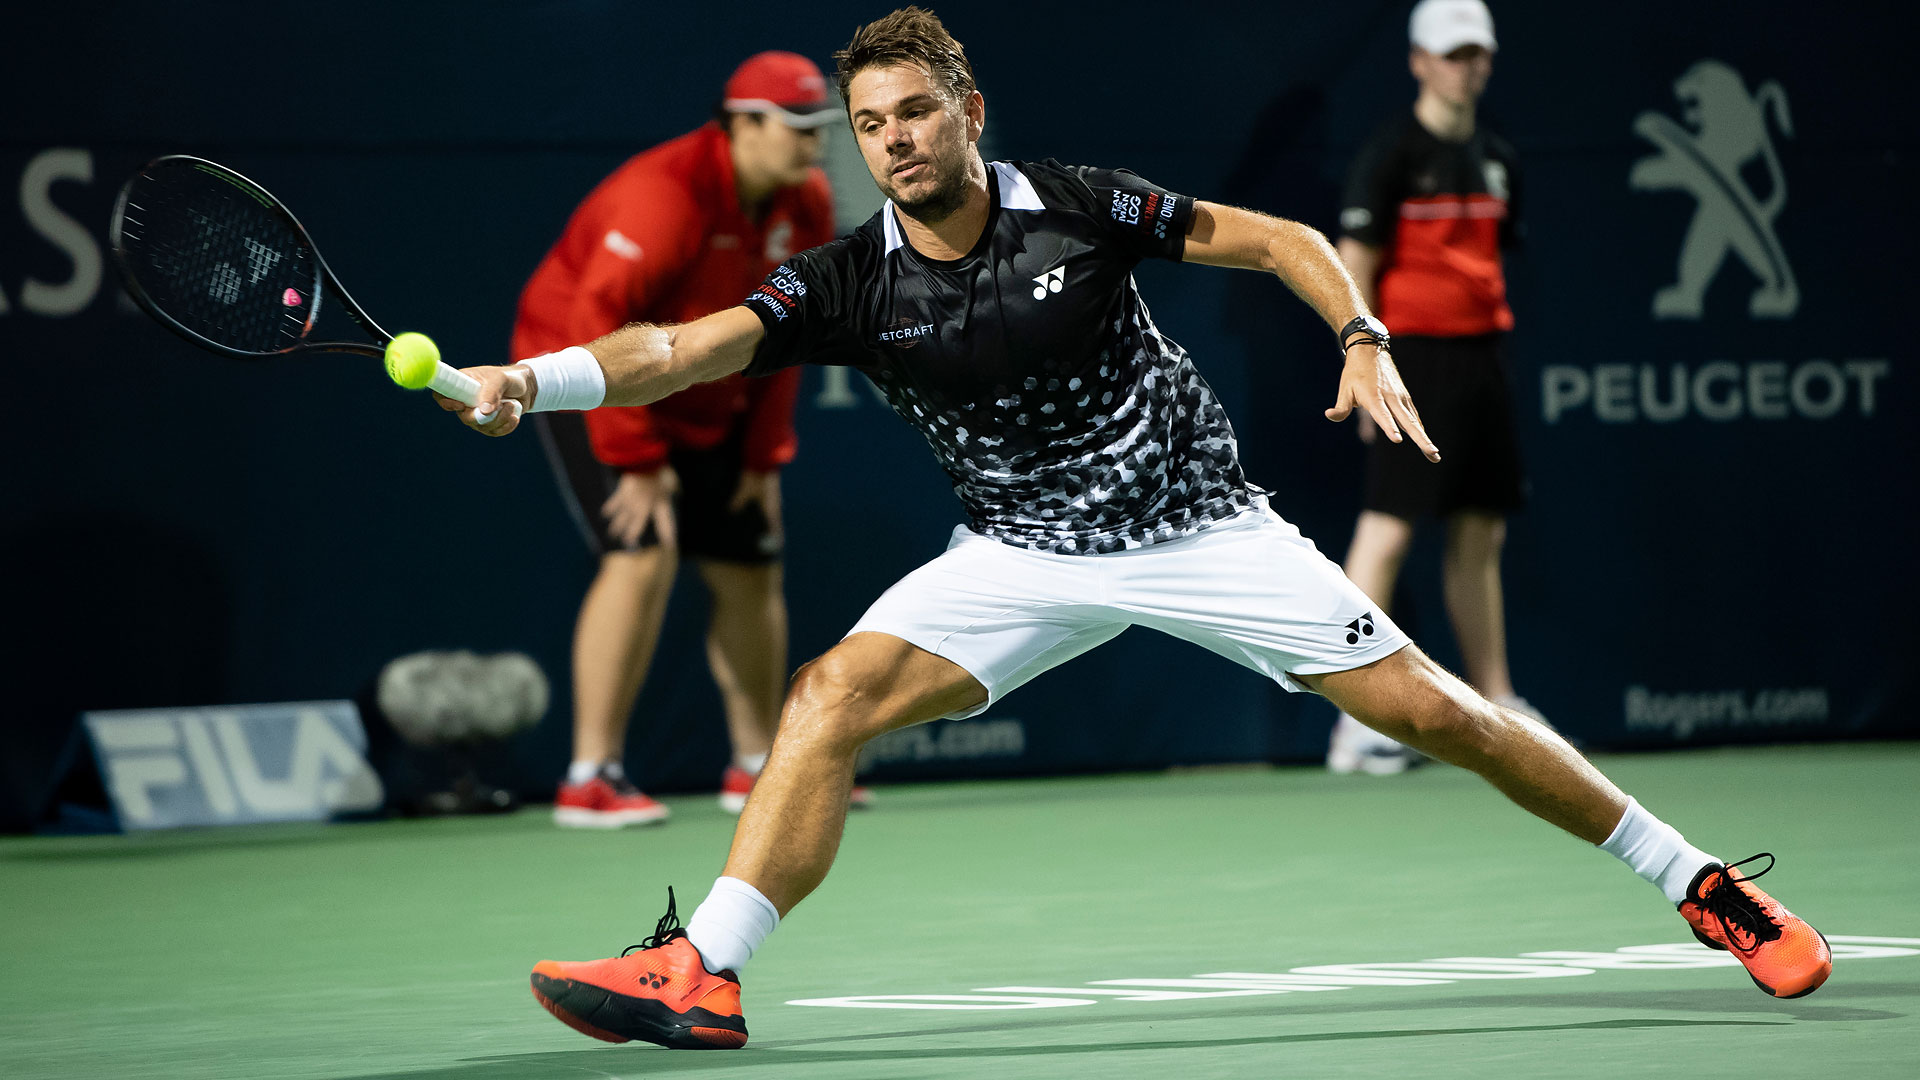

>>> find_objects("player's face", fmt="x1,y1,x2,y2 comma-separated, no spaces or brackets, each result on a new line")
1412,44,1493,106
847,63,981,215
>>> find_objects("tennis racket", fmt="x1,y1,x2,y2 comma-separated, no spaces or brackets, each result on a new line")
109,154,509,422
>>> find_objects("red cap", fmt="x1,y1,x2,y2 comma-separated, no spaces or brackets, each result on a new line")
722,51,837,128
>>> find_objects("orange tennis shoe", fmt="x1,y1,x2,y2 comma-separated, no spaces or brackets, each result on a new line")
1678,853,1831,998
530,889,747,1049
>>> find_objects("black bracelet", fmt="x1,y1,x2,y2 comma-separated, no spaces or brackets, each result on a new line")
1336,315,1390,354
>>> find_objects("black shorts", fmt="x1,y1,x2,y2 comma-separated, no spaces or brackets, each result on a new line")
1364,332,1527,521
536,412,782,565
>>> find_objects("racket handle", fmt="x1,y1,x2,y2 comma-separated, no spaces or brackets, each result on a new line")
426,362,519,426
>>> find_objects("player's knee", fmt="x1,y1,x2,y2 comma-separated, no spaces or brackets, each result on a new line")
1401,693,1499,753
779,654,891,753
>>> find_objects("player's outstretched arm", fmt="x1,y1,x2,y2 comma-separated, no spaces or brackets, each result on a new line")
440,307,766,437
1182,201,1440,462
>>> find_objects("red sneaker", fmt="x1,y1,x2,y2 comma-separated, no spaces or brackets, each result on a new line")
716,765,875,814
1679,853,1832,998
554,768,670,828
717,765,754,814
530,888,747,1049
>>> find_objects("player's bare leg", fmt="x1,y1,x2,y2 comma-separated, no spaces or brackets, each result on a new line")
1441,511,1516,699
1300,644,1830,996
697,559,785,763
722,632,986,914
1303,644,1621,839
531,633,985,1046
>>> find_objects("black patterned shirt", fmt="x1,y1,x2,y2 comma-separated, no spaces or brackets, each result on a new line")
742,159,1255,555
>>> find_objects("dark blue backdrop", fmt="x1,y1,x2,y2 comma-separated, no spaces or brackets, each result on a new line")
3,1,1913,829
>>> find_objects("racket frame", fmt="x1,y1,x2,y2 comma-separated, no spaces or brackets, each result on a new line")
109,154,394,360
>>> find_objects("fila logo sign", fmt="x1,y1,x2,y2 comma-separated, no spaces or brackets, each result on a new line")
1630,60,1797,319
82,701,384,831
1031,266,1065,300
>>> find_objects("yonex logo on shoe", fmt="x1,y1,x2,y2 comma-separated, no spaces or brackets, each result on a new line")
640,973,668,989
1345,613,1376,645
1031,266,1066,300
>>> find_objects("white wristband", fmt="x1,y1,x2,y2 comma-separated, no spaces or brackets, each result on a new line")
521,346,607,413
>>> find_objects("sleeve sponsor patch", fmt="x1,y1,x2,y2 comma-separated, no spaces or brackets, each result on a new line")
1111,189,1179,238
746,263,808,321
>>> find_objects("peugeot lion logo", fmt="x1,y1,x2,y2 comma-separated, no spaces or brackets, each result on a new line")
1630,60,1798,319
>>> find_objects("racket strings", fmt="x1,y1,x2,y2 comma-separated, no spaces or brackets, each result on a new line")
119,163,321,355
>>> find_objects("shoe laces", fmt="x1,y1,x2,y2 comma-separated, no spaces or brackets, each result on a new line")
1698,852,1782,949
598,766,643,798
623,887,688,954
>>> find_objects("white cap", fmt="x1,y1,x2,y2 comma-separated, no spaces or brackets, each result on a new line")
1409,0,1498,54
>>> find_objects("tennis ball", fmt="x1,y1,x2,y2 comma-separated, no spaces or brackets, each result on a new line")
384,332,441,390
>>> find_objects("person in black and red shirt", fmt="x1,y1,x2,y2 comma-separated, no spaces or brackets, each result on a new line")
443,8,1831,1049
1326,0,1549,775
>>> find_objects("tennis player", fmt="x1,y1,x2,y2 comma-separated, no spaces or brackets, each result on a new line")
448,7,1832,1049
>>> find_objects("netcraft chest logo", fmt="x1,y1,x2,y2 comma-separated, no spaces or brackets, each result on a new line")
879,317,934,347
1630,60,1797,319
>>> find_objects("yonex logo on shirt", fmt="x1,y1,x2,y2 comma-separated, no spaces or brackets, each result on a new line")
1146,191,1173,238
1345,613,1376,645
1031,266,1066,300
747,289,791,321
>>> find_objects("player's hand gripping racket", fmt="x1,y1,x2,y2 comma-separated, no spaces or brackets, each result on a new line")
108,155,515,424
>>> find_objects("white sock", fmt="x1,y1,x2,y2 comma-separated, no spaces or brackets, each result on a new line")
736,752,768,776
566,760,604,785
685,876,780,974
1599,797,1719,905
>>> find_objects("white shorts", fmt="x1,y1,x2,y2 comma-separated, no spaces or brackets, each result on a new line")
846,503,1412,719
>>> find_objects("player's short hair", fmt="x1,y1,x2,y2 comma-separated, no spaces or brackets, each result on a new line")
834,7,976,113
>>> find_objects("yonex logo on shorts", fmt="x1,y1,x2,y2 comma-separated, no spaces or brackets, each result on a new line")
1346,613,1376,645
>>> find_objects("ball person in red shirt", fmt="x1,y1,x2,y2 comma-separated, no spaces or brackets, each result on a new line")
513,52,846,826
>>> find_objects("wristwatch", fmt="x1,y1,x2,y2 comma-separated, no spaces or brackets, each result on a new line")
1338,315,1390,352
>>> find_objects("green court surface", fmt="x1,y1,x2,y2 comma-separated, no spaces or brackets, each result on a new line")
4,743,1917,1080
